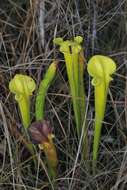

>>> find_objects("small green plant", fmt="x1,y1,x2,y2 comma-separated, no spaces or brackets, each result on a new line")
9,74,36,157
53,36,86,139
87,55,116,166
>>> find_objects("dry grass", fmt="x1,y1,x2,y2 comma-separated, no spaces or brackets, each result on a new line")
0,0,127,189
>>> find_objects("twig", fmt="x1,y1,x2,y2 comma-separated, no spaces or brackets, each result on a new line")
38,0,45,48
